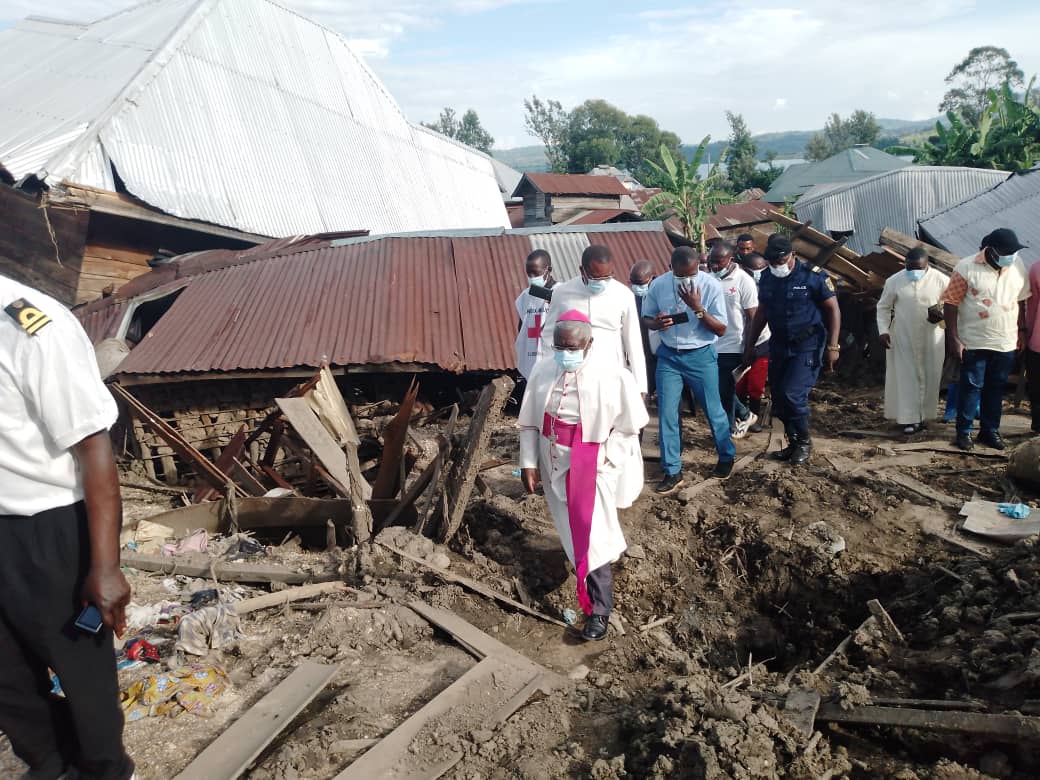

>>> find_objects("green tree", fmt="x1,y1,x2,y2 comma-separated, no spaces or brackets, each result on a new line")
893,78,1040,171
422,107,494,153
640,137,733,252
564,99,630,172
724,111,759,191
804,110,882,160
523,95,569,172
941,46,1025,123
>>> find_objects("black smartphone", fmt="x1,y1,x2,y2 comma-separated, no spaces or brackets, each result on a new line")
670,311,690,324
74,604,103,635
528,285,552,301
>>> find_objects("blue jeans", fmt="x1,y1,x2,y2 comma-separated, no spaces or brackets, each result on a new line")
656,344,737,475
957,349,1016,437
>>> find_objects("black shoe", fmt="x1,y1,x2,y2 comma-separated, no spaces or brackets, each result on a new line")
774,428,797,461
955,433,974,451
712,460,734,479
790,435,812,465
582,614,609,641
655,473,684,494
977,430,1006,450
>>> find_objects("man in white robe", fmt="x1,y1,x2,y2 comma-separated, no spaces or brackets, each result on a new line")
540,244,648,396
514,249,556,379
519,310,648,641
876,248,949,433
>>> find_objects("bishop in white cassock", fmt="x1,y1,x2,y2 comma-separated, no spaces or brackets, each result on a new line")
519,310,648,642
539,244,648,395
876,251,949,432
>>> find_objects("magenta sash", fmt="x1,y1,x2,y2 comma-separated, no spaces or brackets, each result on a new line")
542,413,600,615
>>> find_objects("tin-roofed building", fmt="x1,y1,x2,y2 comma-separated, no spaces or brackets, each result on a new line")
0,0,508,303
763,146,911,204
918,166,1039,265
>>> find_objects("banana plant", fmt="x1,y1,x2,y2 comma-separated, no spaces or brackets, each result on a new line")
640,136,734,252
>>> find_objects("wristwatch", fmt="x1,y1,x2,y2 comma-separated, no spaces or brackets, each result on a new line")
694,309,705,319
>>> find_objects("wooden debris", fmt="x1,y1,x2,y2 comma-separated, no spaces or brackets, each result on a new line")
784,688,822,737
121,551,337,585
639,615,674,632
174,661,339,780
679,451,760,500
866,599,905,644
826,452,932,476
914,506,996,557
813,616,876,675
112,384,241,498
436,376,514,543
234,582,346,615
816,702,1040,741
959,500,1040,542
335,603,560,779
879,469,961,509
135,496,353,537
893,440,1008,459
879,227,961,273
371,378,419,503
276,396,353,494
376,541,570,629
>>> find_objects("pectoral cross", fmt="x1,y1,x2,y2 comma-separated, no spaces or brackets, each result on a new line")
527,313,543,340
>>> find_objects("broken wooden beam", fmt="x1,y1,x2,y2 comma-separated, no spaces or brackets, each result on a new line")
233,581,347,615
276,396,353,494
879,469,961,510
120,550,338,585
174,661,339,780
111,384,240,497
816,702,1040,742
866,599,905,644
377,541,570,629
436,377,514,543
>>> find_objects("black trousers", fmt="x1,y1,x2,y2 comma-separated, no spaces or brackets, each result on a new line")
1027,349,1040,433
0,502,132,780
586,563,614,616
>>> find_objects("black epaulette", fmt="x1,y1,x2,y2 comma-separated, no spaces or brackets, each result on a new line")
4,298,53,336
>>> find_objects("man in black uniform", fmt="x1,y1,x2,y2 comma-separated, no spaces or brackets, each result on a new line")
742,235,841,464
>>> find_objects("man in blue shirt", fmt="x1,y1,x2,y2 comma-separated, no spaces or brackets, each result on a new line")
742,234,842,465
643,246,736,492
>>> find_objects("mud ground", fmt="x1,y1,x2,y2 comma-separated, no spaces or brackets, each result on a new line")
2,378,1039,779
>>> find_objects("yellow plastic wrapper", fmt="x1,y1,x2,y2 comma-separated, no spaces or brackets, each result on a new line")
121,664,228,722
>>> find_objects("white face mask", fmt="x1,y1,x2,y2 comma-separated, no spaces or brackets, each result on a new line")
528,274,547,288
996,251,1019,268
631,283,649,296
752,269,763,283
769,263,792,279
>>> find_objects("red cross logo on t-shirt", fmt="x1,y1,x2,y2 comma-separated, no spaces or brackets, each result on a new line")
527,314,543,340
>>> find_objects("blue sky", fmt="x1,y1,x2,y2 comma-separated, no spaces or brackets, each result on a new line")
2,0,1039,149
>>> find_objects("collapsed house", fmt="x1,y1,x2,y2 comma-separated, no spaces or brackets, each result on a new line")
0,0,508,304
80,222,674,486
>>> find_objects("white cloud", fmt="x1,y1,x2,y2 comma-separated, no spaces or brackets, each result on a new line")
773,98,787,110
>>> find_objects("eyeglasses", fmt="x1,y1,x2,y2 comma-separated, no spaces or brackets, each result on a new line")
584,271,613,281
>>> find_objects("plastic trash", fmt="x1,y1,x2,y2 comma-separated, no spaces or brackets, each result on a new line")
511,469,521,477
998,503,1031,519
562,608,579,626
189,589,219,609
125,639,161,663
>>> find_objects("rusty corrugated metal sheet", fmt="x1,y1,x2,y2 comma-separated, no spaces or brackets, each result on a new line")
517,173,629,197
78,299,129,343
593,229,674,278
570,209,632,225
453,235,531,371
92,223,673,375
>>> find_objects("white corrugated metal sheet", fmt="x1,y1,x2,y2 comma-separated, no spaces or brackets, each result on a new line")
526,232,592,281
0,0,508,236
918,167,1040,261
794,166,1009,255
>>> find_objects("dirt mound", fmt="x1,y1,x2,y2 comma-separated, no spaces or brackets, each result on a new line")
620,663,851,779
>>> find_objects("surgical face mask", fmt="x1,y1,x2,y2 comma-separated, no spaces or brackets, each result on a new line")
996,251,1019,268
712,264,732,280
528,274,547,288
674,274,694,292
752,269,763,283
586,278,609,295
554,349,585,372
769,263,792,279
631,283,649,296
905,268,926,282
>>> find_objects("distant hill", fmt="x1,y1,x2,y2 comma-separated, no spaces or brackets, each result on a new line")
493,117,943,171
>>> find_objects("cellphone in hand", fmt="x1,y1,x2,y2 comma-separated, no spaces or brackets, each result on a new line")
74,604,103,635
670,311,690,325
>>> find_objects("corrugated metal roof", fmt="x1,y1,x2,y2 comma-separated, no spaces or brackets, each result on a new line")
515,173,629,198
79,223,674,375
918,167,1040,259
569,209,633,225
0,0,508,237
793,166,1009,255
764,147,911,203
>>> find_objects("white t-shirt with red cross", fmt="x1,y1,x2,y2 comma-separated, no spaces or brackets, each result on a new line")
714,265,770,354
515,287,551,378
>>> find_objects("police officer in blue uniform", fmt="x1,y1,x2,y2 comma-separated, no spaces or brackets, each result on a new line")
742,234,842,464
